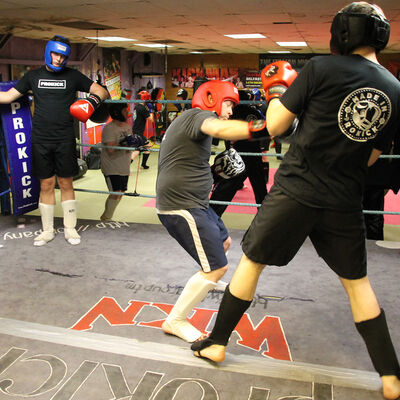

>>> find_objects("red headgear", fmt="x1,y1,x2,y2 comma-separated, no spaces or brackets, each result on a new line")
192,80,239,116
138,90,151,101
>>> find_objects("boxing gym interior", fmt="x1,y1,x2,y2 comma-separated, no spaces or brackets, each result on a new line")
0,1,399,399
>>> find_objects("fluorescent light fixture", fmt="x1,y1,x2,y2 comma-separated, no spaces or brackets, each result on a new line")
276,41,307,47
85,36,137,42
224,34,266,39
190,51,203,54
267,50,292,54
135,43,173,48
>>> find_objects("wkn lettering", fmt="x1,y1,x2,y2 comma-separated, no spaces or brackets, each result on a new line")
71,297,292,361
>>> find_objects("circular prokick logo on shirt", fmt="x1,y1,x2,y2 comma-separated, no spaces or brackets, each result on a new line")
338,87,391,142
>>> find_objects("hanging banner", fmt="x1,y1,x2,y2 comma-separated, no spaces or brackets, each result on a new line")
0,81,39,215
103,48,122,100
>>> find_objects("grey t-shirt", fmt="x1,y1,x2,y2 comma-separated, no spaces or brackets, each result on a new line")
156,108,216,210
100,120,132,176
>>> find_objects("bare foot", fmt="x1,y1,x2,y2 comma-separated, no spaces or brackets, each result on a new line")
161,319,203,343
382,375,400,399
191,339,226,363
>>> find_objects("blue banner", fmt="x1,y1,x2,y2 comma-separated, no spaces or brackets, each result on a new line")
0,81,39,215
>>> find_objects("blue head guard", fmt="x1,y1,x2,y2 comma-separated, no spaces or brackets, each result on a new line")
45,36,71,72
251,88,261,101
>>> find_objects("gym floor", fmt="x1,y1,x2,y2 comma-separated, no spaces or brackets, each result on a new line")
0,143,399,400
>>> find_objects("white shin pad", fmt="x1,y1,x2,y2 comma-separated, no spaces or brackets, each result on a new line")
34,203,55,246
62,200,80,245
164,271,216,342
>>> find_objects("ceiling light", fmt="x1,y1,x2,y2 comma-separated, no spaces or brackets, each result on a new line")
85,36,137,42
267,50,292,54
190,51,203,54
135,44,173,48
276,41,307,47
224,34,266,39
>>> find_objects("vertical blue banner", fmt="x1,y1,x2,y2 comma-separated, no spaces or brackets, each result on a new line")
0,81,39,215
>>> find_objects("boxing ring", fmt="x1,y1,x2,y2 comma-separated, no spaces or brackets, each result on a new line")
0,99,399,400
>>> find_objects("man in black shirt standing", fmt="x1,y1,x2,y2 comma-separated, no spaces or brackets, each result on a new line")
0,35,108,246
192,3,400,399
132,90,153,169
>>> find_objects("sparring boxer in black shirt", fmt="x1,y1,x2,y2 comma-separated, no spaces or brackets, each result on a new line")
0,35,108,246
192,3,400,399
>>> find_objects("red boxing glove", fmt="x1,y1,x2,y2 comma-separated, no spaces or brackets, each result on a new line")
261,61,298,103
248,120,270,141
70,94,102,123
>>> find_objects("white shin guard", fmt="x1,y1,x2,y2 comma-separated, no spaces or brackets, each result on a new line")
163,271,216,342
62,200,80,245
34,203,55,246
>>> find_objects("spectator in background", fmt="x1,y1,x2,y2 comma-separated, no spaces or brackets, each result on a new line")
100,103,133,221
132,90,153,169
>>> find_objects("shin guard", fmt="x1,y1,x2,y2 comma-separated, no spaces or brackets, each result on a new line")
208,285,252,346
356,309,400,377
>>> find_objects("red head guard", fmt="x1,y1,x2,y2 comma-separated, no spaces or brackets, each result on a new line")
192,80,239,116
138,90,151,101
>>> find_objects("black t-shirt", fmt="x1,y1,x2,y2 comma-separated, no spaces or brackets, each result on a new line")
276,54,400,211
14,66,93,143
132,103,150,135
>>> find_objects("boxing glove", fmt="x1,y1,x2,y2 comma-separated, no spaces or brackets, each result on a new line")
70,94,102,123
261,61,298,103
119,134,144,148
248,120,270,141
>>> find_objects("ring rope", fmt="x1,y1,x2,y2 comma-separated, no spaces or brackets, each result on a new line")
77,143,400,159
72,189,400,215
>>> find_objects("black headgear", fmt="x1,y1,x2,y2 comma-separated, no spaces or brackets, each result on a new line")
177,88,188,100
108,103,128,122
330,2,390,55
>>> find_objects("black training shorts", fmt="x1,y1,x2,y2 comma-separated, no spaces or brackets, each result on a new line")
104,175,129,192
242,186,367,280
32,142,79,179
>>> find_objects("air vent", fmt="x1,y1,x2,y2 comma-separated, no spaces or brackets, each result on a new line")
148,39,184,44
52,21,117,30
193,49,218,52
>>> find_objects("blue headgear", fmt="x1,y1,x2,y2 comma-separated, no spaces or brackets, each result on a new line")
251,88,261,101
45,36,71,72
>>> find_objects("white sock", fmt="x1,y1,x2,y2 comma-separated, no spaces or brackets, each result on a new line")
163,272,216,342
101,198,120,221
62,200,80,245
34,203,55,246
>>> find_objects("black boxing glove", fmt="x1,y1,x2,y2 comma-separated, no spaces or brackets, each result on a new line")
248,120,270,141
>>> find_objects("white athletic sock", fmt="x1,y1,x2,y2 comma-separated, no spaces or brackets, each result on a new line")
163,271,216,342
34,203,55,246
100,198,120,221
62,200,80,245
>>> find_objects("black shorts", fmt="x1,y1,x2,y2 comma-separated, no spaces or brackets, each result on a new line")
104,175,129,192
158,207,229,272
242,186,367,280
32,142,79,179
